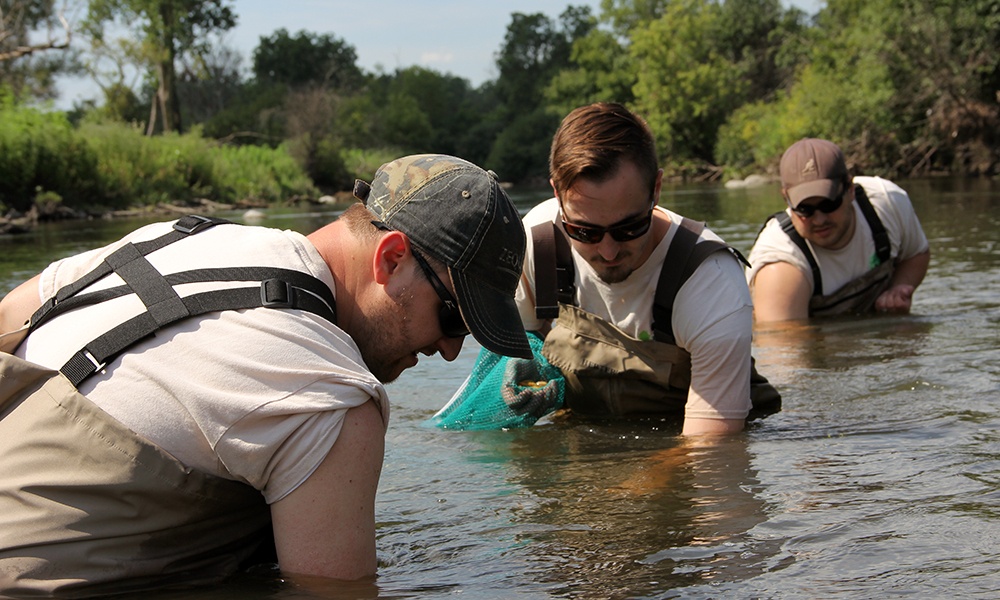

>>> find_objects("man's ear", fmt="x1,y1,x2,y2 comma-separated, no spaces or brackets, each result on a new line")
549,178,559,201
372,230,410,285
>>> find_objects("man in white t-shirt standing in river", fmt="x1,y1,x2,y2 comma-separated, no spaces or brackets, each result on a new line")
747,138,930,321
0,154,531,596
515,102,780,435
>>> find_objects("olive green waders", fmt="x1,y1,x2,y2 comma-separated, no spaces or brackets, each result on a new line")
0,352,271,597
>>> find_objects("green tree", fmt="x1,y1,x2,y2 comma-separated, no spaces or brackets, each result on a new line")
281,86,349,190
176,41,244,128
747,0,916,173
85,0,237,134
630,0,745,168
544,14,634,114
878,0,1000,173
372,66,480,156
490,7,594,182
716,0,802,102
487,107,558,185
717,0,999,177
598,0,670,37
494,12,573,109
252,28,363,92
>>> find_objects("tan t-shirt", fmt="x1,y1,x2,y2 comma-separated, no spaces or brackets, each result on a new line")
18,220,388,504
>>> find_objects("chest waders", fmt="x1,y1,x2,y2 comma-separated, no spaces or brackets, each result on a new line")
532,218,781,419
764,183,895,317
0,215,338,596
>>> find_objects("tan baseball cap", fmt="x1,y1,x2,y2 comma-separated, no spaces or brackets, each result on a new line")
779,138,848,207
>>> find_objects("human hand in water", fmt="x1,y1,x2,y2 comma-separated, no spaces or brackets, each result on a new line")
875,284,915,313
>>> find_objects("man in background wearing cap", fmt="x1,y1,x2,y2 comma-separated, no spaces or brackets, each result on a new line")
516,103,779,436
747,138,930,322
0,154,529,595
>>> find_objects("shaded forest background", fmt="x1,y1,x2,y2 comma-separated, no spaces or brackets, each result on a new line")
1,0,998,216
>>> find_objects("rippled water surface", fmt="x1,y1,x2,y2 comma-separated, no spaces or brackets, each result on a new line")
2,178,998,599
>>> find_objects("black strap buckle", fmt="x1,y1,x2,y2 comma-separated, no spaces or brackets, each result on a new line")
173,215,218,235
260,279,294,308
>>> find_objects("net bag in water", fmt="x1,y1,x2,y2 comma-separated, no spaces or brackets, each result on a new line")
430,332,564,430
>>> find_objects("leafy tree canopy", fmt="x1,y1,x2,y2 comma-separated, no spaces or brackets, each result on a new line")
252,28,363,92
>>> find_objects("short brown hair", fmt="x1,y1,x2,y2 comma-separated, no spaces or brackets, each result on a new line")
340,201,447,269
549,103,659,198
340,202,381,241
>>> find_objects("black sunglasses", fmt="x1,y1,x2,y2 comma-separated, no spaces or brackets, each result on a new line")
789,192,845,218
410,248,469,339
560,202,655,244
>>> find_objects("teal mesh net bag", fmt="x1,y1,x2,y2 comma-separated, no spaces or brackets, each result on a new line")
430,332,564,430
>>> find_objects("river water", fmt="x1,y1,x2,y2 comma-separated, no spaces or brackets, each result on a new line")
1,177,998,599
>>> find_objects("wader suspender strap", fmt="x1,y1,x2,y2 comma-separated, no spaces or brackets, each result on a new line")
769,183,891,297
26,215,338,388
853,184,891,265
531,217,745,345
29,215,227,320
651,218,749,345
532,221,576,320
773,210,821,296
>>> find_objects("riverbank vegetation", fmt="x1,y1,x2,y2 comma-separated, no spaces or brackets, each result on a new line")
1,0,997,217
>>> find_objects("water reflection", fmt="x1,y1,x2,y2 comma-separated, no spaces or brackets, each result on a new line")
752,314,935,377
453,423,776,597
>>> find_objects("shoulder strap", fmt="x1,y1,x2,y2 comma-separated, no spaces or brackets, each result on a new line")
533,216,743,346
853,183,891,264
27,215,231,330
531,221,575,320
651,218,738,345
772,211,823,297
764,183,890,297
26,215,338,387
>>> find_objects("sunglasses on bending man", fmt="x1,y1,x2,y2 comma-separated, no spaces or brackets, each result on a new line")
371,220,469,338
559,200,656,244
409,247,470,339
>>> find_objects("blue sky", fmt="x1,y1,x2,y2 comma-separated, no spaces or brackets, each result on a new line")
55,0,823,108
231,0,605,88
230,0,822,87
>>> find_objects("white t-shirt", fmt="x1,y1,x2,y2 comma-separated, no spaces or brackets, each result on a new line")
746,176,929,294
516,199,753,421
18,220,388,504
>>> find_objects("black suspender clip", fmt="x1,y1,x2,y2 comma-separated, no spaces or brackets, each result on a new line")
261,278,295,309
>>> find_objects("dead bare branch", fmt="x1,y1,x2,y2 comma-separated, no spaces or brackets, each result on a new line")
0,10,72,63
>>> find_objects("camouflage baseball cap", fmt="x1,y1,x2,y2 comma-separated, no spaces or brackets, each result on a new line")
354,154,531,359
780,138,849,207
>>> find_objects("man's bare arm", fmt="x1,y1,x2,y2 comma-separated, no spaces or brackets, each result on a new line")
0,274,42,336
875,249,930,313
270,399,385,580
682,416,745,436
750,262,811,323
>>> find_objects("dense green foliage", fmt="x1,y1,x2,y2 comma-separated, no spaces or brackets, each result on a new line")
1,0,997,212
0,97,316,214
715,0,999,178
0,97,99,212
